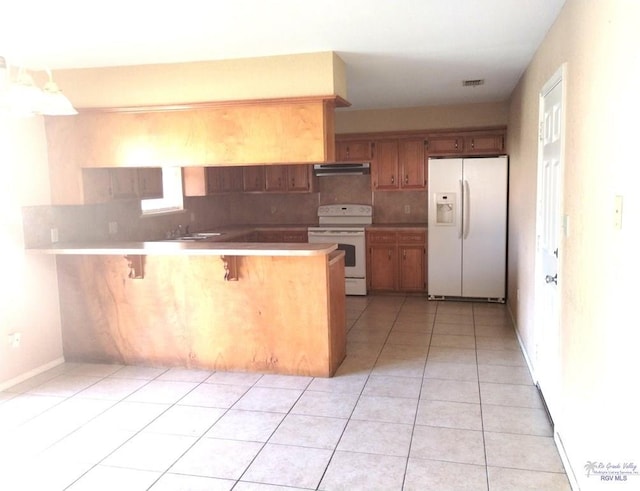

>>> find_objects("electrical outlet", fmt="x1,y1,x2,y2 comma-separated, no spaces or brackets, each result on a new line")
108,221,118,235
8,332,21,348
404,205,411,214
50,228,59,243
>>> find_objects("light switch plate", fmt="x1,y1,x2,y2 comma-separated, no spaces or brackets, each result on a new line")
50,228,59,243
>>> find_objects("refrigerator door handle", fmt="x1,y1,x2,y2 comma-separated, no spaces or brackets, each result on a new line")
458,179,464,239
463,180,471,239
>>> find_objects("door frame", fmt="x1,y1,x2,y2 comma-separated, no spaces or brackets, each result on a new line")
533,64,567,424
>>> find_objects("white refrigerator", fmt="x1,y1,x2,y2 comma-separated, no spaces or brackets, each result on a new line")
427,156,508,302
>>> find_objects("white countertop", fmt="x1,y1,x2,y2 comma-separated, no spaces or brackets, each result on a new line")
28,241,338,257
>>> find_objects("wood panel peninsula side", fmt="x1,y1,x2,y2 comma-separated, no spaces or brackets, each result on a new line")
37,242,346,377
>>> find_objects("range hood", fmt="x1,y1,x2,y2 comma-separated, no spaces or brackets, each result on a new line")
313,162,370,176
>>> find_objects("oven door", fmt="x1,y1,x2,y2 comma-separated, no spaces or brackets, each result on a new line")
307,228,365,279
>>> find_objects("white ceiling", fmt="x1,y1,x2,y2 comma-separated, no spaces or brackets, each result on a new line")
1,0,565,110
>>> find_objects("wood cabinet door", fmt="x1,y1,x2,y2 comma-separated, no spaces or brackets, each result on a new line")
464,134,505,154
368,245,397,290
336,140,373,161
425,136,464,156
399,139,426,189
399,245,425,291
109,168,138,199
265,165,288,192
222,167,244,192
243,166,265,192
137,168,163,199
287,165,312,192
373,139,399,190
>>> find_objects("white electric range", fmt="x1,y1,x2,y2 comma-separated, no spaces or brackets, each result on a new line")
308,204,372,295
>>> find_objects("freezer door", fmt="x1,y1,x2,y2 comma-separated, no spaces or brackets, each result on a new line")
461,156,508,299
428,158,463,296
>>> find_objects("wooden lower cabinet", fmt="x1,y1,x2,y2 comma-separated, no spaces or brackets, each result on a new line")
367,229,426,292
257,229,308,243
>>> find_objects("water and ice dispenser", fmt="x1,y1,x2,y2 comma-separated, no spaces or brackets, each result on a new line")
435,193,456,225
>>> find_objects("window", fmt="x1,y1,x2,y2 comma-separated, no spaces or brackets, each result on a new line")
140,167,184,215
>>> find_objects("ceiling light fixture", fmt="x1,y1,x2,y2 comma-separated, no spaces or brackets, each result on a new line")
0,56,78,116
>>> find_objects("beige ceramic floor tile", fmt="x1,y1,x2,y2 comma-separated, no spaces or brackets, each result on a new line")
487,466,572,491
319,451,406,490
351,394,419,424
484,431,566,472
421,378,480,403
144,404,225,436
125,380,199,404
416,399,482,430
102,432,197,471
427,347,478,365
204,371,263,386
269,413,347,449
66,465,160,491
475,336,521,351
430,334,476,349
410,425,485,465
478,365,533,385
482,405,553,436
291,390,359,418
337,419,414,457
254,374,313,390
433,322,476,335
404,458,488,491
205,409,284,442
156,368,213,382
242,443,333,489
363,374,422,399
109,366,167,380
75,377,149,400
150,473,235,491
371,357,426,378
477,349,527,367
178,383,249,409
480,382,544,408
232,387,303,413
170,438,263,479
423,361,479,381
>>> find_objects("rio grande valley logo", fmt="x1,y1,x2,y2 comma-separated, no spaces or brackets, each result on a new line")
584,461,639,482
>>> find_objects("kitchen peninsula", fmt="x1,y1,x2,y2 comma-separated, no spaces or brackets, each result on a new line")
32,241,346,377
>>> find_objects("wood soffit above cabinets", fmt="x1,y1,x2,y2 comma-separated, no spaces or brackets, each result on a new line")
72,94,351,114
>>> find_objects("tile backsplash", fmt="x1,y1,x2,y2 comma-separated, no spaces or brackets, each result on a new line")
22,175,428,246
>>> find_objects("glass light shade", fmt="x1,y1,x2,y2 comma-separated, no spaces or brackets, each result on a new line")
42,80,78,115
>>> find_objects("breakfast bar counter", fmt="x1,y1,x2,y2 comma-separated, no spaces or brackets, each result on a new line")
32,242,346,377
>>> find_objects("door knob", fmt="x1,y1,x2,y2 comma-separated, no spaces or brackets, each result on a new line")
545,274,558,285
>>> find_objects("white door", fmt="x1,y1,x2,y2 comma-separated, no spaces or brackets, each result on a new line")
535,66,565,423
461,156,508,300
428,158,463,297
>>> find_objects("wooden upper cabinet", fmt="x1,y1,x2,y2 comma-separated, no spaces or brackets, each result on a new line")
287,165,314,192
463,133,505,154
372,139,399,190
425,135,464,156
264,165,288,192
425,129,506,156
265,164,314,193
137,168,164,199
243,166,266,192
206,167,243,193
398,138,426,189
336,139,374,162
372,138,426,191
83,167,163,203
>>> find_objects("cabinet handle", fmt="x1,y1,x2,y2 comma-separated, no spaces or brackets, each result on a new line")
388,249,392,259
425,140,429,150
455,141,459,150
471,139,475,150
405,175,409,184
346,146,350,158
403,250,407,259
391,175,395,184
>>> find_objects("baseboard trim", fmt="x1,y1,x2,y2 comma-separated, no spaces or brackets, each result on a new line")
555,430,580,490
0,357,66,392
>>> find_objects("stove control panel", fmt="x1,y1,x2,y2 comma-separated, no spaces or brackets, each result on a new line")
317,204,372,217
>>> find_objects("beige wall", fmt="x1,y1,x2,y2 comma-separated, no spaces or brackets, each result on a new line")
52,52,347,109
335,101,509,134
507,0,639,487
0,115,64,388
